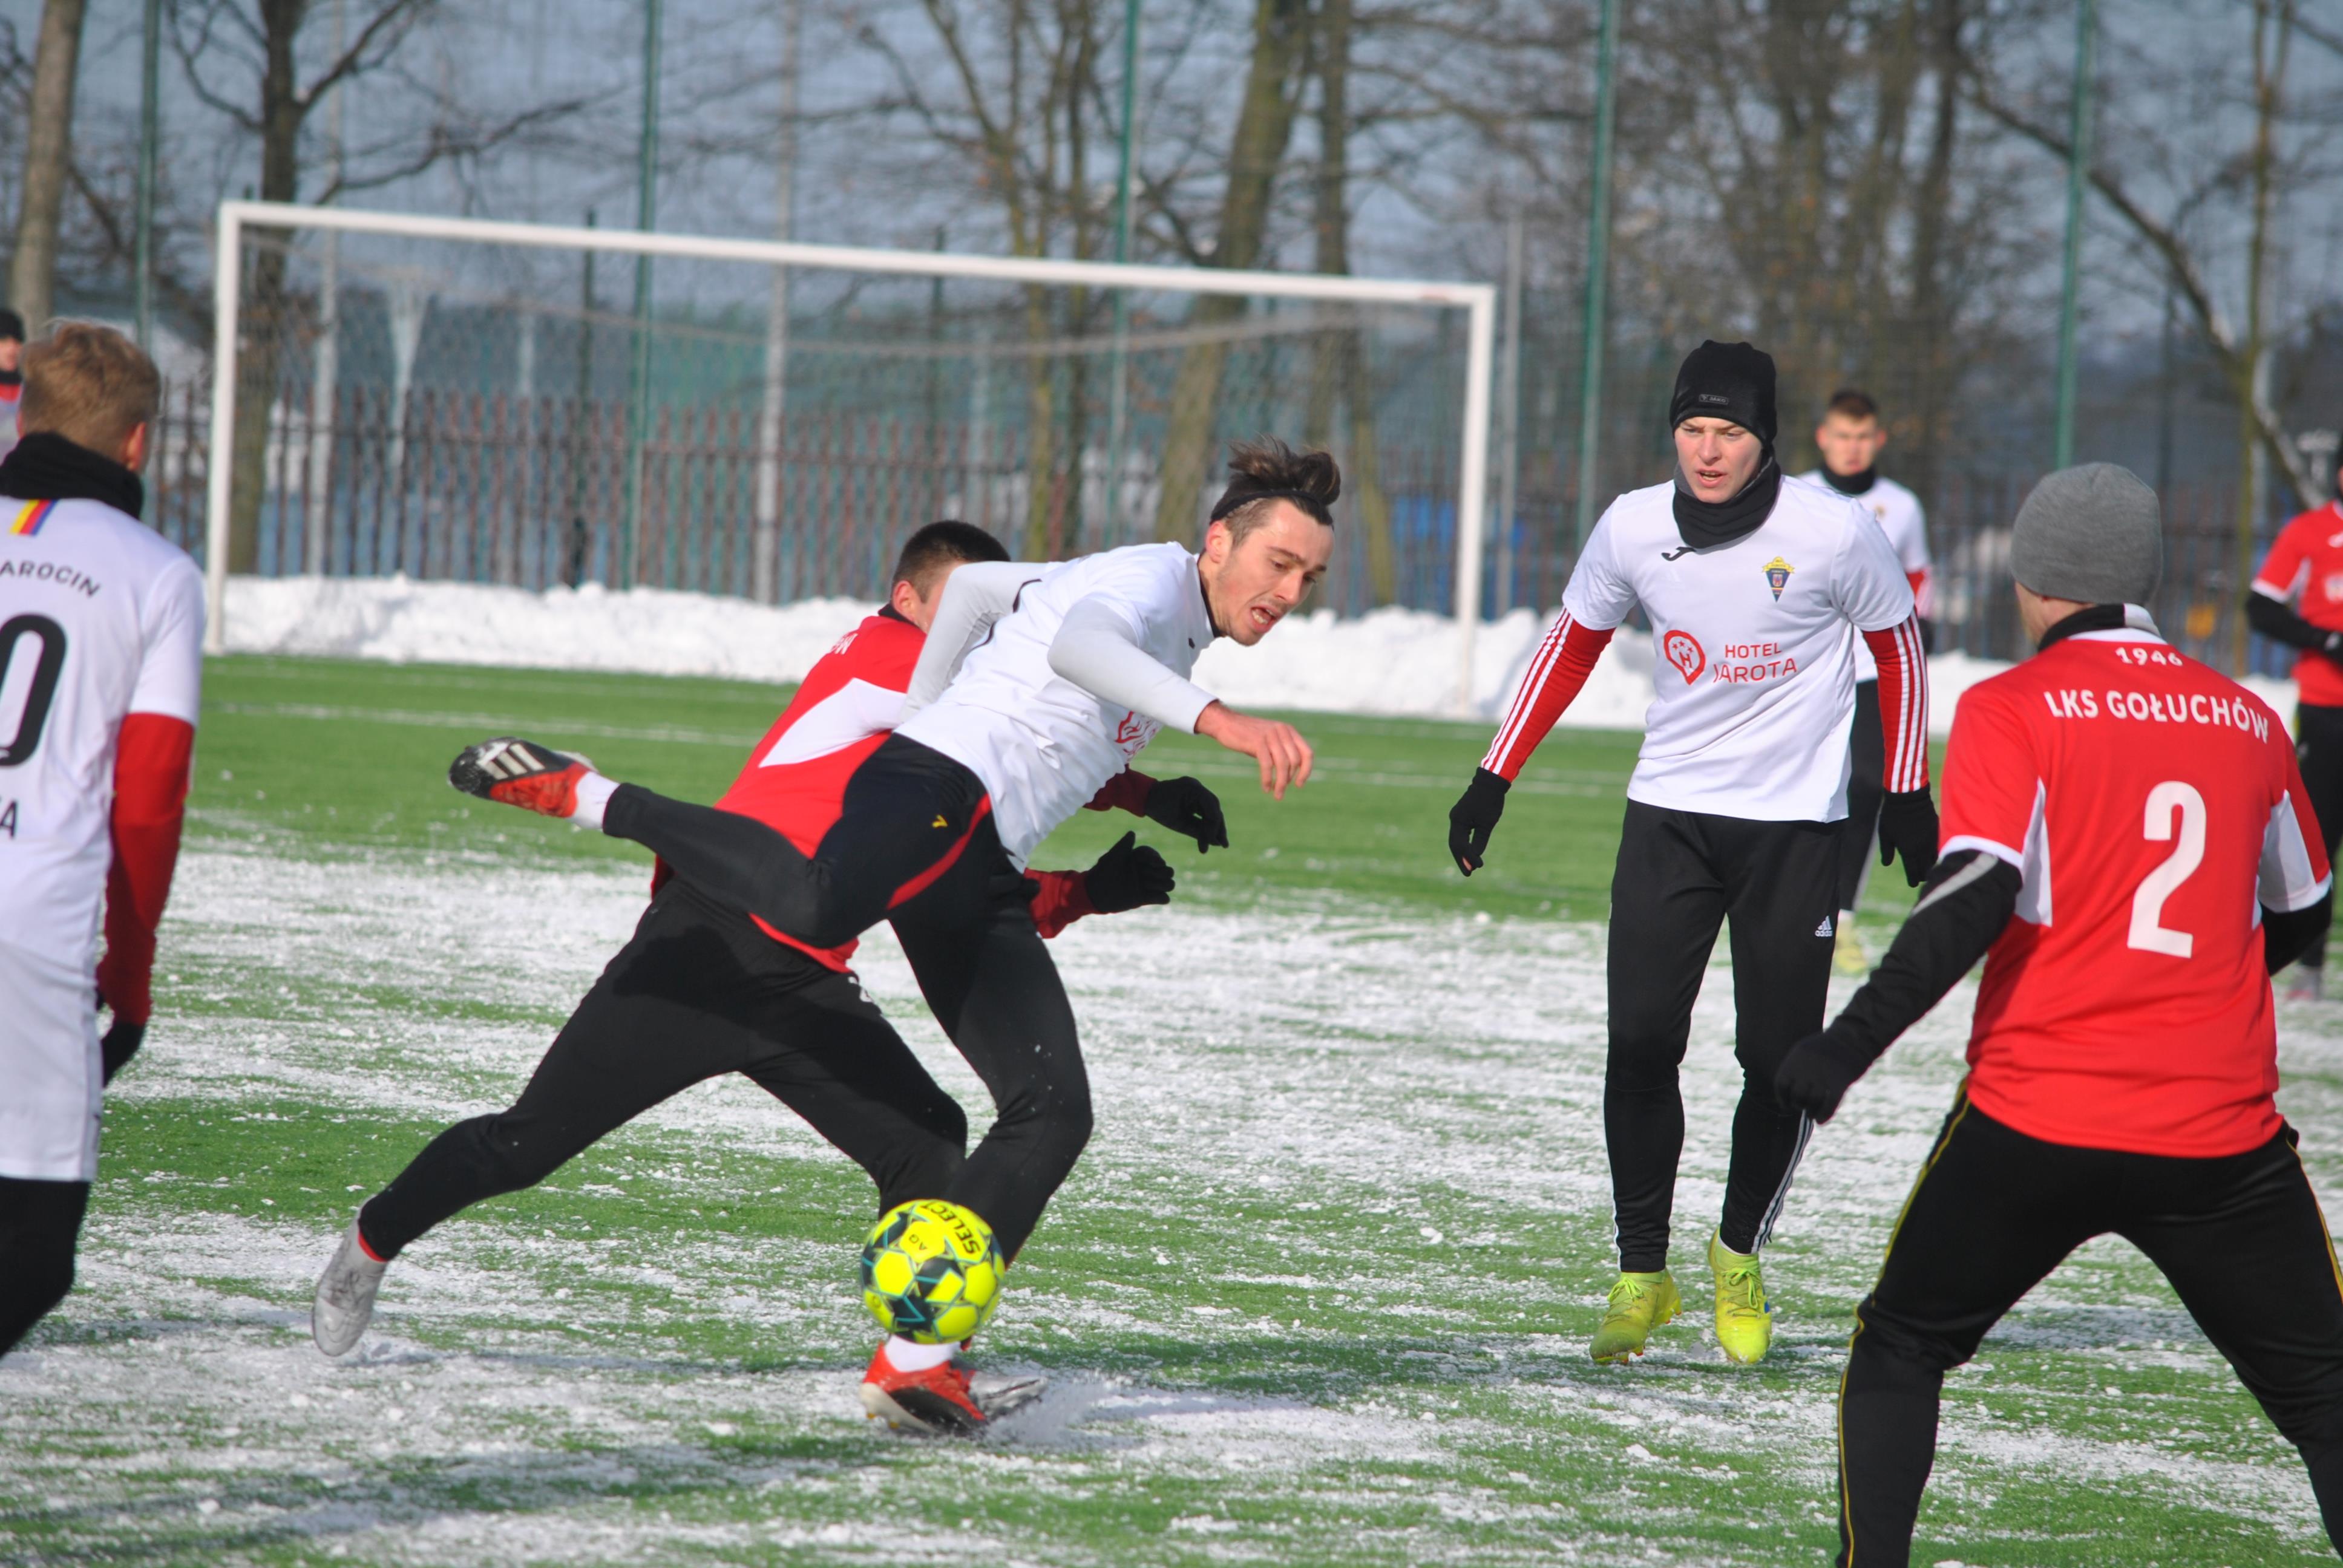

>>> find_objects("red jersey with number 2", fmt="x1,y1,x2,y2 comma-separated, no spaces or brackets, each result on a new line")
1939,626,2330,1157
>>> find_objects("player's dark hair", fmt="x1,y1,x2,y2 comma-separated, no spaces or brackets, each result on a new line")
1826,387,1879,423
1208,436,1341,543
892,520,1009,598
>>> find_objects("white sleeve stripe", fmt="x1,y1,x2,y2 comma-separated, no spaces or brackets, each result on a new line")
1942,833,2025,869
1880,614,1927,794
1909,847,2004,917
2250,580,2292,600
2261,791,2333,912
756,678,906,769
1483,611,1573,772
1905,616,1928,788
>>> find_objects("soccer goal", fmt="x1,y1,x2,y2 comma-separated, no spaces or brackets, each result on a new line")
200,201,1498,704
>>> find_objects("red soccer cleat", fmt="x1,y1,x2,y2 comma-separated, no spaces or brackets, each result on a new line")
449,737,592,818
857,1343,1046,1436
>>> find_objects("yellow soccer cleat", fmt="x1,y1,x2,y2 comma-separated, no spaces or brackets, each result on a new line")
1589,1270,1680,1364
1709,1231,1774,1364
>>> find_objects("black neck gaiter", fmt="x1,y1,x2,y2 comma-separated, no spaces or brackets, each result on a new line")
0,431,145,516
1672,457,1781,550
2037,602,2128,650
1822,466,1876,497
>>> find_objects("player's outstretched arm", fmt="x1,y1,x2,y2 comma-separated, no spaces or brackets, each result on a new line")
1863,615,1938,886
1775,849,2022,1122
901,561,1043,718
2245,588,2343,657
1195,702,1312,799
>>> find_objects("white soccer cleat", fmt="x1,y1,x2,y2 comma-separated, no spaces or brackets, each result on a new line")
312,1218,388,1356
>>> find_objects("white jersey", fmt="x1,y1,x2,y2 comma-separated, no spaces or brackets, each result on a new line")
1564,478,1915,822
1800,472,1930,678
898,543,1215,863
0,495,205,970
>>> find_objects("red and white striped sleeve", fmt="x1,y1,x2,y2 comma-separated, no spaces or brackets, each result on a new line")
1861,614,1930,794
1480,613,1616,780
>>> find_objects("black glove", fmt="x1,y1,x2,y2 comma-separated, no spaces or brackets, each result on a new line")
1876,786,1939,887
1082,831,1175,914
1447,768,1509,875
1774,1031,1875,1123
101,1018,146,1085
1918,617,1938,656
1143,776,1228,854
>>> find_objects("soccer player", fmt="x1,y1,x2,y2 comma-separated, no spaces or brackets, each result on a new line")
2246,445,2343,999
314,521,1222,1433
1806,387,1933,973
0,323,203,1356
1777,463,2343,1565
439,437,1334,1415
1445,341,1933,1366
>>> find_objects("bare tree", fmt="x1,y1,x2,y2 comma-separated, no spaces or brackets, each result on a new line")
7,0,89,332
172,0,588,571
1152,0,1312,541
1303,0,1396,601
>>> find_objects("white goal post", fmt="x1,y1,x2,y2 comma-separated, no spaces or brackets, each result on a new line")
203,200,1500,708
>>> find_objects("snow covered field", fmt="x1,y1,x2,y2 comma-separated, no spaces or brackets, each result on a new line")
221,576,2281,735
7,837,2339,1565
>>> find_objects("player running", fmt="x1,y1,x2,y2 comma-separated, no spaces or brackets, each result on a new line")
1446,341,1933,1366
0,324,203,1356
2246,445,2343,999
314,521,1222,1433
1805,388,1933,974
1777,463,2343,1565
432,438,1329,1417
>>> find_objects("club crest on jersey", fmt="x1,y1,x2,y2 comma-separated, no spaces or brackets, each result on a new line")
1662,629,1706,683
1763,556,1794,601
2324,572,2343,604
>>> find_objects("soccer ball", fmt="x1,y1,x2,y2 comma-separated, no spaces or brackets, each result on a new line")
860,1199,1005,1344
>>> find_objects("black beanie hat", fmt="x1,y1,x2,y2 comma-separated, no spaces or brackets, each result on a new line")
1668,339,1777,449
0,310,22,343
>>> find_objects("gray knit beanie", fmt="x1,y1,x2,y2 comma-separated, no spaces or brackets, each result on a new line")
2010,463,2162,606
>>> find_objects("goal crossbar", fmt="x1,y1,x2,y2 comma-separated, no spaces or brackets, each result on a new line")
204,200,1500,708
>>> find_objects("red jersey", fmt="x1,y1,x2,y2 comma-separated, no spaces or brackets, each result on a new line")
1939,625,2331,1157
2251,500,2343,705
686,607,1131,970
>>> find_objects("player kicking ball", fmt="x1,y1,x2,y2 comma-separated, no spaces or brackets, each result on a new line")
313,521,1217,1435
335,436,1332,1426
0,325,203,1357
1447,341,1933,1366
1776,465,2343,1564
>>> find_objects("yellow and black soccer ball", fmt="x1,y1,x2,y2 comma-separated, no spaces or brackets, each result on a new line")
859,1198,1005,1345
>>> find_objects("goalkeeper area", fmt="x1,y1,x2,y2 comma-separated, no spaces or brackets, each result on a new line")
195,203,1497,699
1,656,2336,1566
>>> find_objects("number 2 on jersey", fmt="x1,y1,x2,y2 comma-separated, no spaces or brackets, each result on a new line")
0,613,67,766
2129,780,2206,958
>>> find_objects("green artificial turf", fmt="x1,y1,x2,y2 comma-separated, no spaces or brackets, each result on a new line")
4,655,2335,1568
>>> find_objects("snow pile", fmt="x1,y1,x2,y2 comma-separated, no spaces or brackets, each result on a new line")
220,576,2298,734
224,576,871,685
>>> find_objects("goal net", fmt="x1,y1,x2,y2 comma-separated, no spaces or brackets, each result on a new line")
200,203,1495,696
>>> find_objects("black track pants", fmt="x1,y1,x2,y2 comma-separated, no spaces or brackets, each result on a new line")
1839,1099,2343,1566
359,880,969,1260
2298,704,2343,972
1605,801,1836,1272
0,1177,90,1356
1837,679,1885,915
574,736,1090,1261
